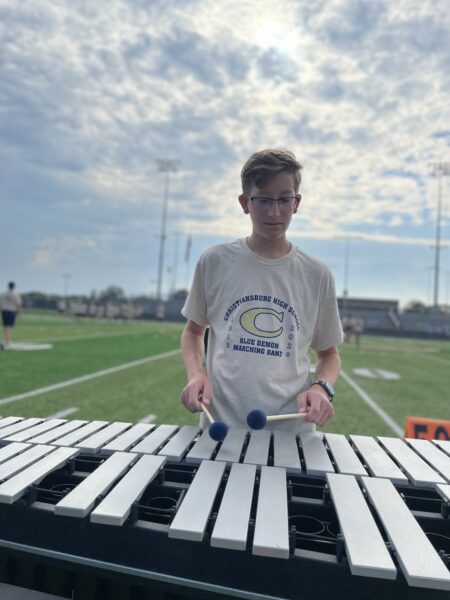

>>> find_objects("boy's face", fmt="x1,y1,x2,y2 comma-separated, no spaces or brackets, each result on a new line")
239,172,301,241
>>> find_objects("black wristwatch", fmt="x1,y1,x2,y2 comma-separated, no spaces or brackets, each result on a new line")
311,380,335,402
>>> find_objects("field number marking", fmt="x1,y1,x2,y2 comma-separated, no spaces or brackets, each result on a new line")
353,368,401,381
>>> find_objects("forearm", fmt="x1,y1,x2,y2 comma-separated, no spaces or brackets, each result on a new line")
314,349,341,385
181,328,206,379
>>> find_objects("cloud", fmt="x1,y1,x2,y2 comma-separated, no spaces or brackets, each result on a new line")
1,0,449,300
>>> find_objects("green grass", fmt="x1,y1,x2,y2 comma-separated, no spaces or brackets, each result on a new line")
1,312,449,436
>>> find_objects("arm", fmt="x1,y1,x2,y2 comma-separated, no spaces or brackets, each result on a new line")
180,319,213,413
297,346,341,427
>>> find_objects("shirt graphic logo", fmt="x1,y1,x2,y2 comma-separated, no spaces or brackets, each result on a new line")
239,307,284,339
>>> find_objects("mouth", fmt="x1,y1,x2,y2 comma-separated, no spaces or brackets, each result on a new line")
264,222,284,226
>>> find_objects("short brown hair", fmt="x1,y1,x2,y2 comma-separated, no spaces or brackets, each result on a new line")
241,149,302,196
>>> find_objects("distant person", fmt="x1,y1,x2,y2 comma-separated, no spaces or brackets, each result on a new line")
341,315,353,343
1,282,22,349
352,317,364,349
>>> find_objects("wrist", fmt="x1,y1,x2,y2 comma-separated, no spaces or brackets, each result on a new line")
311,380,335,402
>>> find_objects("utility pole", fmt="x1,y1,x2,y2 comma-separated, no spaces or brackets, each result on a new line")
155,160,179,306
429,162,450,307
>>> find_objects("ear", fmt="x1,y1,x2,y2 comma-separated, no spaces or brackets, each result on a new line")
239,194,250,214
293,194,302,214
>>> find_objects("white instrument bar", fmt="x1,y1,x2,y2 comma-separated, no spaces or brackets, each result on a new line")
52,421,109,447
253,466,289,559
327,473,396,579
406,438,450,482
325,433,368,477
273,430,302,473
378,437,446,487
158,425,201,461
76,422,132,453
243,430,271,466
433,439,450,457
214,428,247,465
0,417,24,430
90,455,166,526
131,424,178,455
211,463,256,551
5,419,67,443
300,432,334,475
0,418,43,439
363,476,450,590
55,452,137,518
436,484,450,502
28,420,88,445
350,435,407,484
0,442,31,465
169,460,226,542
101,423,155,455
0,444,54,481
0,447,79,504
185,429,218,463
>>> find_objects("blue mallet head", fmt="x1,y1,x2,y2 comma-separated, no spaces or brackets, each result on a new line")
247,409,267,430
208,421,229,442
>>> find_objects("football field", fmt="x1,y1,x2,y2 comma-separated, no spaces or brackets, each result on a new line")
0,312,448,437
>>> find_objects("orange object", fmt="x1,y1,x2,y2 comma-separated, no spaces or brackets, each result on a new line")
404,416,450,440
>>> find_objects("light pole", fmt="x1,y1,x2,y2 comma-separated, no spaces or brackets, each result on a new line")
171,231,182,295
334,235,364,299
429,162,450,307
155,160,179,305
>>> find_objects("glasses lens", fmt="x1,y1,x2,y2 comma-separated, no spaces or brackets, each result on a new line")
252,197,295,211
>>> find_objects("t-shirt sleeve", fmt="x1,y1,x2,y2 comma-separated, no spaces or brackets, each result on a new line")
310,271,343,351
181,255,209,326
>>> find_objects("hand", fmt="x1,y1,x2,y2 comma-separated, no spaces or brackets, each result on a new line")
181,373,213,413
297,385,335,427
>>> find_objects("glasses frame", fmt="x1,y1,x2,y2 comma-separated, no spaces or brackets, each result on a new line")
249,195,301,212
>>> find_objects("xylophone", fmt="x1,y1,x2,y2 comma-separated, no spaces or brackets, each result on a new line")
0,415,448,599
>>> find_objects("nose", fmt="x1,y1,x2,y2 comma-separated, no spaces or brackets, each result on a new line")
268,200,281,216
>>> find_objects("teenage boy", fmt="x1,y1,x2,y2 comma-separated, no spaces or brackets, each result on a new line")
181,149,342,432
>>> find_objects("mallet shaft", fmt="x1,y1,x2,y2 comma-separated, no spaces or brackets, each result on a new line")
266,412,307,422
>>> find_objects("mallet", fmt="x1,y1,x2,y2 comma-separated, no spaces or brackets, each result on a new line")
246,409,307,430
200,398,229,441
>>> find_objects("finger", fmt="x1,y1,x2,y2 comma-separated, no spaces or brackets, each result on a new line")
297,392,309,413
201,380,213,406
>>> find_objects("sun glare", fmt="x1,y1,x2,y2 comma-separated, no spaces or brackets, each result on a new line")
254,21,298,55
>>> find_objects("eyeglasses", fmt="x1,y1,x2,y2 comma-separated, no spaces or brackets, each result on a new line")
249,196,298,212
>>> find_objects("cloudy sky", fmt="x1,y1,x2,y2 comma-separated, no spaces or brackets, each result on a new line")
1,0,449,306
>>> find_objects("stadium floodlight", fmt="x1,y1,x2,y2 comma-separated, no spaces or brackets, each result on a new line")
155,160,179,306
429,162,450,307
334,235,364,301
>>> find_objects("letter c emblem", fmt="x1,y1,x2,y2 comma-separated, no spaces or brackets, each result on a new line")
240,307,284,338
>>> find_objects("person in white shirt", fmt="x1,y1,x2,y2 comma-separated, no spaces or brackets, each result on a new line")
1,282,22,349
180,149,342,432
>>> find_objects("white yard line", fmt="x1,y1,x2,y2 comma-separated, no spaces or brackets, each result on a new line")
139,413,157,423
0,349,181,406
416,353,450,366
48,407,79,419
340,369,403,436
22,330,155,344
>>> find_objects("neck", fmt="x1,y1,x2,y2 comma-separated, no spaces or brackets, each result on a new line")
246,234,292,259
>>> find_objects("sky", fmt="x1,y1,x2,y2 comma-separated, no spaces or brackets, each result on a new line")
1,0,450,307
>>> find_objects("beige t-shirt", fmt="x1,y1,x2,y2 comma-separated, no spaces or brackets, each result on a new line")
0,290,21,312
182,239,343,433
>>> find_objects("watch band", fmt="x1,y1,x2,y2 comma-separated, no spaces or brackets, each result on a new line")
311,380,334,402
